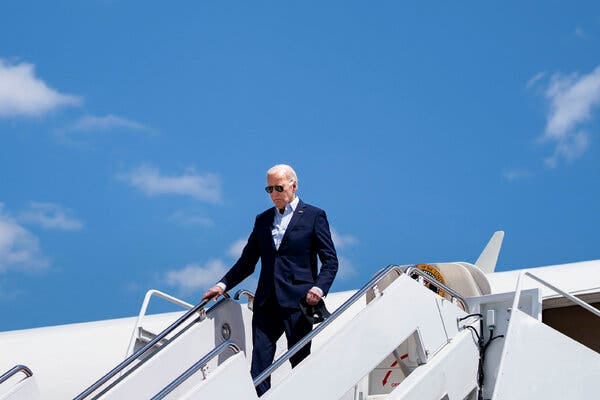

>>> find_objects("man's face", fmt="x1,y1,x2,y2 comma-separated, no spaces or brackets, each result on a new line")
267,172,296,211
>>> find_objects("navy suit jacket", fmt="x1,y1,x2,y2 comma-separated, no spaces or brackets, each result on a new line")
221,200,338,309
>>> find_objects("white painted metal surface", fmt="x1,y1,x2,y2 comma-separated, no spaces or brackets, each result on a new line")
99,299,246,399
475,231,504,273
0,315,148,398
465,288,541,399
487,260,600,298
491,271,600,399
386,330,479,400
0,375,41,400
125,289,194,357
262,275,468,400
491,309,600,399
1,237,599,400
175,352,258,400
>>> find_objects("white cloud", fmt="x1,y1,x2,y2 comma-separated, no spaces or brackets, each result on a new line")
0,59,81,118
540,65,600,166
544,131,590,169
526,72,546,89
331,229,357,250
163,236,260,296
0,204,49,273
227,238,248,259
335,256,358,280
168,211,214,227
120,165,222,203
329,229,358,281
62,114,155,134
164,259,228,295
18,202,83,231
164,259,259,298
545,67,600,138
502,168,534,182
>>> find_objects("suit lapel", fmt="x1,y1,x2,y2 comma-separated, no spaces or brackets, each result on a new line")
265,208,277,252
279,200,306,250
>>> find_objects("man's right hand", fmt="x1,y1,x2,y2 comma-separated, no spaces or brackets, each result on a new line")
202,285,224,302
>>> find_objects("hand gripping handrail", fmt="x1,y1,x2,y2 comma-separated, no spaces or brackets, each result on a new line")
253,264,403,388
404,266,469,311
0,365,33,385
150,340,241,400
73,293,230,400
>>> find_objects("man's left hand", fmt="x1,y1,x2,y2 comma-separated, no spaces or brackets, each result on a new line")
305,288,322,306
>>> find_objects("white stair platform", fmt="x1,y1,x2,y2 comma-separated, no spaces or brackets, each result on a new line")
492,309,600,400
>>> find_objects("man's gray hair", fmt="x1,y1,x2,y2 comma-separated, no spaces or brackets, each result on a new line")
267,164,298,185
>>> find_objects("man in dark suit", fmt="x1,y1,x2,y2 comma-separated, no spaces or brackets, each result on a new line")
202,164,338,396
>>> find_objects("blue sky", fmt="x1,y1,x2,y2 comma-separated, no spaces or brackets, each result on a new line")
1,1,599,331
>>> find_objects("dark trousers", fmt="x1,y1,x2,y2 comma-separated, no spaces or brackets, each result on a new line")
250,299,313,396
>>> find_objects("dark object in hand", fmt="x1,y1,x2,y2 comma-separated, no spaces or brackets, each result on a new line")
299,298,331,324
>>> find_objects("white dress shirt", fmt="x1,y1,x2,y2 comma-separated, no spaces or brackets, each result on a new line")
272,196,299,250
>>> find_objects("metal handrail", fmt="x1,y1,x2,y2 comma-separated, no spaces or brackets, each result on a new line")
513,272,600,319
234,289,255,310
253,264,403,387
404,266,469,311
151,340,241,400
233,289,255,301
74,294,230,400
0,365,33,385
125,289,195,357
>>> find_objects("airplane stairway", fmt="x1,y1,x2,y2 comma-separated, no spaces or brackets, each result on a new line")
258,267,479,400
0,365,40,400
489,272,600,400
138,265,482,400
73,297,248,399
75,262,503,400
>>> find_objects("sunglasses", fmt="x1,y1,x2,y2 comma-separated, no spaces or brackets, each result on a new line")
265,182,293,194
